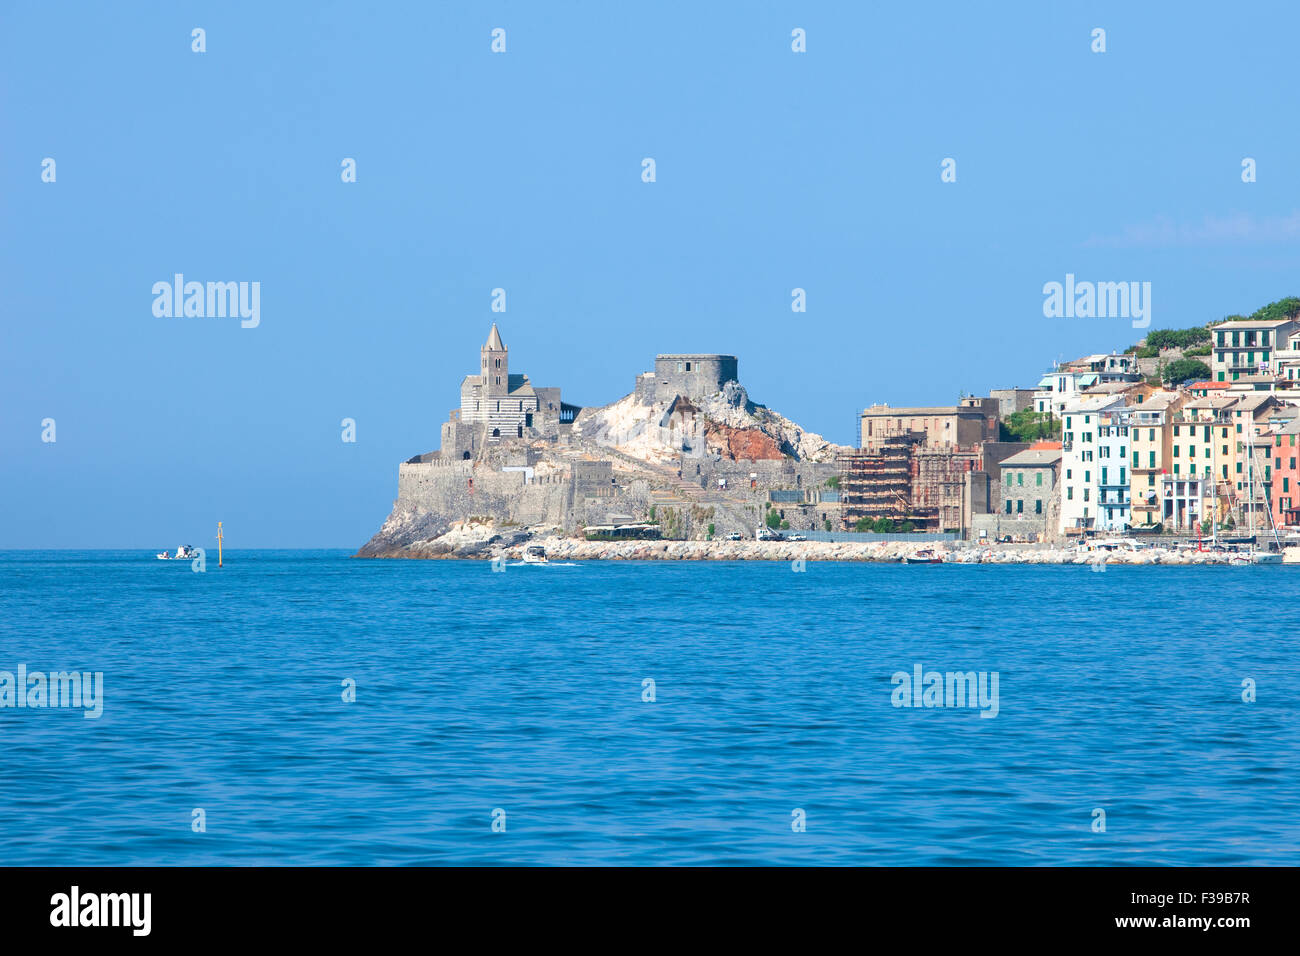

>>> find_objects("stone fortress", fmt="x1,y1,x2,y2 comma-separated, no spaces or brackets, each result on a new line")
358,324,844,556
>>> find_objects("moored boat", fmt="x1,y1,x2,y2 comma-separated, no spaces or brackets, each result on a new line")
903,548,943,565
156,544,199,560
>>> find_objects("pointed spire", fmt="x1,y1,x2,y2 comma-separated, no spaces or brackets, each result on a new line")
484,323,505,351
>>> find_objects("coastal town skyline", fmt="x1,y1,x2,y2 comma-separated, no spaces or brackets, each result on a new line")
8,2,1300,550
356,298,1300,561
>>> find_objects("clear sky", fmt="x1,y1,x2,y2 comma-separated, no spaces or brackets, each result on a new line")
4,1,1300,548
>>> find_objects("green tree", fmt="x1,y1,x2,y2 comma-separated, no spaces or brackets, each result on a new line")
1248,296,1300,322
1144,327,1211,350
1163,358,1211,385
1000,409,1061,443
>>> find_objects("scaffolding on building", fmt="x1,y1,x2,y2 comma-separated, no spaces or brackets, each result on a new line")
913,446,981,533
838,435,917,528
838,437,982,533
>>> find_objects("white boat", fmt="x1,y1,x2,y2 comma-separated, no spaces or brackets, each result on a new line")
903,548,943,565
156,544,199,560
521,545,548,565
1233,431,1286,567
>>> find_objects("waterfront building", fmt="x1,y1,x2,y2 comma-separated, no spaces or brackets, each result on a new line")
1270,418,1300,530
995,445,1062,538
1095,407,1133,531
1058,394,1126,534
1128,391,1184,530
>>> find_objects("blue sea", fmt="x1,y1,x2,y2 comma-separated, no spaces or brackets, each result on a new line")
0,550,1296,866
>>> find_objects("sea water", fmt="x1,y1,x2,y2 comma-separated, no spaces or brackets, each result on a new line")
0,550,1296,865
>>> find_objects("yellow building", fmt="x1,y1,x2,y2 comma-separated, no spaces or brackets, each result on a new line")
1128,392,1183,529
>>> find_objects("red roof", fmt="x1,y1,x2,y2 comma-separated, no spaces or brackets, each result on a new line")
1189,380,1228,390
1029,440,1063,450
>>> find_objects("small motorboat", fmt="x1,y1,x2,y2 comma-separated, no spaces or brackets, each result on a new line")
903,548,943,565
157,544,199,560
522,545,548,565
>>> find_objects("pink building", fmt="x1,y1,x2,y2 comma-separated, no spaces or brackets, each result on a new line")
1270,419,1300,530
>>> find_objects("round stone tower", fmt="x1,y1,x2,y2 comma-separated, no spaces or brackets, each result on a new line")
653,353,739,403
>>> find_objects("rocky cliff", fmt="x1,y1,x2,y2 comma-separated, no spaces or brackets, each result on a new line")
357,382,848,558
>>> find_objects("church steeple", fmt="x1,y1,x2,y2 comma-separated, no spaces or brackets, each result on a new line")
481,323,508,395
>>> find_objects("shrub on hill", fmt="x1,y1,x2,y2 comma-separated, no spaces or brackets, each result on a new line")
1000,408,1062,443
1163,358,1211,385
1143,327,1211,350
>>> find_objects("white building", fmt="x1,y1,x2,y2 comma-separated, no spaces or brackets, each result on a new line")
1095,407,1132,531
1210,317,1300,383
1058,395,1127,535
1033,354,1140,417
1276,329,1300,383
1033,370,1098,417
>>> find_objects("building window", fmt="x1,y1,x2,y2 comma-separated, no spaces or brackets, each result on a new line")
1005,500,1012,514
1036,472,1043,486
1016,500,1023,514
1035,499,1042,514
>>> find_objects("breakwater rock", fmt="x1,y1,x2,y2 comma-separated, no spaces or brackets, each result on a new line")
356,518,1279,565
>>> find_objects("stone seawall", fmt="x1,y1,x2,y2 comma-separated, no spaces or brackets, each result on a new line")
396,459,573,527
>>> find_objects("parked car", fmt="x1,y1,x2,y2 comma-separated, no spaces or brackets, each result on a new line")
725,531,744,541
757,529,784,541
787,533,807,541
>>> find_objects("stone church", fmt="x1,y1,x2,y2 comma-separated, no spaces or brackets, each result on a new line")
440,324,575,458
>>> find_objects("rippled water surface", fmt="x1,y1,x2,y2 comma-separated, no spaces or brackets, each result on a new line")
1,550,1297,865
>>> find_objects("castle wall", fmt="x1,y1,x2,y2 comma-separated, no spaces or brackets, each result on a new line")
397,460,569,526
654,354,739,402
634,372,657,405
685,457,838,493
396,458,632,531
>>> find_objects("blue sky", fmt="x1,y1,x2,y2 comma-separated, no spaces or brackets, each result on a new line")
4,1,1300,548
